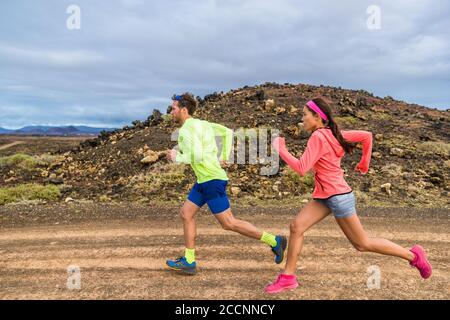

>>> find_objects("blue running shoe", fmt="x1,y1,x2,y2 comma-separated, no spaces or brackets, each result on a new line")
166,256,197,275
271,235,287,264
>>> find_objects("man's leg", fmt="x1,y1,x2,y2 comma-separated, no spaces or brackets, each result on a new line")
181,199,201,249
205,180,286,263
214,208,262,239
166,188,204,274
213,208,287,263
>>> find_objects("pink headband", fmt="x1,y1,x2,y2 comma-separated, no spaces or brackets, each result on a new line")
306,100,328,121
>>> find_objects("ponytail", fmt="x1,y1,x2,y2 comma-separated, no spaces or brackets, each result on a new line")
310,98,357,154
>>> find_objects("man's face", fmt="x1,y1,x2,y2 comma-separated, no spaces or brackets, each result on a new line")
170,100,183,123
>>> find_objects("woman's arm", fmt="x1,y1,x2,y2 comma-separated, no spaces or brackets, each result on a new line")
272,135,326,176
341,130,373,174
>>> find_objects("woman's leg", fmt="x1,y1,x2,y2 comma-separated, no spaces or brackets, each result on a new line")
283,200,331,275
335,213,415,261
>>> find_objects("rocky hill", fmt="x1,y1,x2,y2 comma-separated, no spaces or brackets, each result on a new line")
1,83,449,207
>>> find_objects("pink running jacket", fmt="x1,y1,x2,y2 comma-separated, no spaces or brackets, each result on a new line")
275,128,373,199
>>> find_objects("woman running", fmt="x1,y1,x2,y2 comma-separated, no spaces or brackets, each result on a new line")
265,97,432,293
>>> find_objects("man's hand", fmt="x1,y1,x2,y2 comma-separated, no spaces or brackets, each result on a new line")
272,137,286,153
220,159,228,167
166,149,177,162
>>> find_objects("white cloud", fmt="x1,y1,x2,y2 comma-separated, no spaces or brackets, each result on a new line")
0,43,104,67
0,0,449,128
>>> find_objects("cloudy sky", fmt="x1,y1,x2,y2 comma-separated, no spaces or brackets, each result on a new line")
1,0,449,129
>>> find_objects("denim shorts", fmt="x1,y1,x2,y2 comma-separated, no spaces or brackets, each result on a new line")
315,192,356,219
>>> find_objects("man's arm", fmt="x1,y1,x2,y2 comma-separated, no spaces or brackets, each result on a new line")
175,128,203,164
209,122,233,162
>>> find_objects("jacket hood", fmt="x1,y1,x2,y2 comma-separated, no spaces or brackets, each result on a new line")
314,128,345,157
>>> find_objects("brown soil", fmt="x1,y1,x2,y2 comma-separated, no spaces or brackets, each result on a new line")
0,141,25,151
0,135,89,157
0,203,448,300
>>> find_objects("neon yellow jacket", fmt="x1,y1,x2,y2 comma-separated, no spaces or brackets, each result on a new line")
176,118,233,183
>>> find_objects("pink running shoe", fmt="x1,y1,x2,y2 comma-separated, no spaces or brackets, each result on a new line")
265,273,299,294
410,245,432,279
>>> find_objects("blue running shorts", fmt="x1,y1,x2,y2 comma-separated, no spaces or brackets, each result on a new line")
187,179,230,214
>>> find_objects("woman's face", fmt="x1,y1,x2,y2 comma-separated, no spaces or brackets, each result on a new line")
302,106,323,132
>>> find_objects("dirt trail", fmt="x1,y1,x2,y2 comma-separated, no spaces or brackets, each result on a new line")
0,141,24,151
0,204,448,300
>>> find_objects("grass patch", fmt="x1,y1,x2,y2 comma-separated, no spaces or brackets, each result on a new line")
0,153,57,170
0,183,61,205
370,113,391,121
132,163,186,194
417,141,450,157
334,116,359,127
0,153,42,170
36,153,59,165
282,167,315,193
354,190,371,205
98,195,111,202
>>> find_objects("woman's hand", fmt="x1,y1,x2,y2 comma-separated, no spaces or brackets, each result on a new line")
355,162,369,174
272,137,286,153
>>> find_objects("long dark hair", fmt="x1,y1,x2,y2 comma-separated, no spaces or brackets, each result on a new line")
307,97,357,154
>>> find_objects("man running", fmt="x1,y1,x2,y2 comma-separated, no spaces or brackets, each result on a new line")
165,92,287,275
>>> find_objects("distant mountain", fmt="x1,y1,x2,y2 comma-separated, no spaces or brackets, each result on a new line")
0,127,14,134
0,126,117,136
